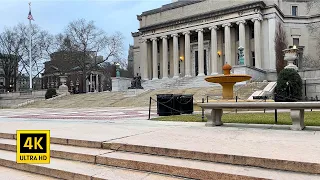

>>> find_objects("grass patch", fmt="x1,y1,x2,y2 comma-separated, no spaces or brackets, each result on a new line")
152,111,320,126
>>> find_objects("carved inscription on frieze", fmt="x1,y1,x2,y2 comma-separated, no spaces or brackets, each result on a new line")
165,15,224,31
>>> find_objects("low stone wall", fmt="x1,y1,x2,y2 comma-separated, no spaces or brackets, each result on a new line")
233,65,266,82
299,68,320,79
302,78,320,99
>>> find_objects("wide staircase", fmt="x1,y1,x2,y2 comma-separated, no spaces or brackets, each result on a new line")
23,80,269,109
142,76,220,90
0,133,318,179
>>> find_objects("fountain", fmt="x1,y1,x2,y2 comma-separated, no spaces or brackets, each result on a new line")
205,63,251,99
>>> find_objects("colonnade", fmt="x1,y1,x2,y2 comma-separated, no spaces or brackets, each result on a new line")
140,16,264,80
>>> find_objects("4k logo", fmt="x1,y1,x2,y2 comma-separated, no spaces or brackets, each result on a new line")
17,130,50,164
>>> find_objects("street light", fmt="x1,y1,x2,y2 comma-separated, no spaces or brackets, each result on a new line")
115,62,120,77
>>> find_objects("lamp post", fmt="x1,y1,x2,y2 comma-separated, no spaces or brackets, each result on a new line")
115,62,120,77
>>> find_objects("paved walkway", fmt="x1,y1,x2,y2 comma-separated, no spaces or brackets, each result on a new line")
0,107,157,120
0,108,319,165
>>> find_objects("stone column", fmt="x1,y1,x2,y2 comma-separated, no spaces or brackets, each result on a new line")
237,20,246,65
209,25,218,75
196,29,205,76
161,36,168,79
140,39,149,80
183,31,191,77
222,23,232,65
172,33,180,78
151,37,158,80
252,17,263,69
268,17,276,70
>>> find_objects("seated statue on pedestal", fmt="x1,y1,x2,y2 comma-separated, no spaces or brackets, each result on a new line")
128,73,144,89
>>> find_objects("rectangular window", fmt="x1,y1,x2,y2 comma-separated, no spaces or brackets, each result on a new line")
293,38,299,47
292,6,298,16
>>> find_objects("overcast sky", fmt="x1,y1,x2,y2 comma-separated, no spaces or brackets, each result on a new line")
0,0,171,58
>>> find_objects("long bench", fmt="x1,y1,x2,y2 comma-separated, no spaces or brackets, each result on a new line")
198,102,320,130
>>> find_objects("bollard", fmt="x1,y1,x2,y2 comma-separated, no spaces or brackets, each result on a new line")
235,96,238,113
207,96,209,103
202,98,204,122
148,97,152,120
275,109,278,124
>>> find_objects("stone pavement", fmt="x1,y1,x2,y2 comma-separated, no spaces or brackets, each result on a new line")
0,108,319,165
0,107,157,120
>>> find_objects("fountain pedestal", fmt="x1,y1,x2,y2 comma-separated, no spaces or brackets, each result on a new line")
205,63,252,99
220,82,236,99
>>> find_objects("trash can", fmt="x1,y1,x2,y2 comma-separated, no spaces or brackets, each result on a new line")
157,94,173,116
179,95,194,114
172,94,182,115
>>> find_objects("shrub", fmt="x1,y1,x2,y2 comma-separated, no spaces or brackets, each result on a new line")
275,68,302,102
45,88,57,99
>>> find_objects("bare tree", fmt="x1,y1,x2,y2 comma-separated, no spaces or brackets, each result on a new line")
16,23,54,79
300,54,320,69
307,0,320,14
62,19,124,92
0,27,25,91
275,22,288,74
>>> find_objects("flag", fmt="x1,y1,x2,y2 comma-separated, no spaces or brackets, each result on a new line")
27,6,34,20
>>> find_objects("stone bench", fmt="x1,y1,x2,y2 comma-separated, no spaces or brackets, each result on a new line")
198,102,320,130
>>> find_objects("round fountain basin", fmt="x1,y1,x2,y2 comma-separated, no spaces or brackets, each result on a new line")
205,75,251,83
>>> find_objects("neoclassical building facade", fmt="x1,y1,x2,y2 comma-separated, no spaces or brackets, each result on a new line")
132,0,320,81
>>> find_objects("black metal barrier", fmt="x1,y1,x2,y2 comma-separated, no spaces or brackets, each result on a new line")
156,94,174,116
151,94,194,118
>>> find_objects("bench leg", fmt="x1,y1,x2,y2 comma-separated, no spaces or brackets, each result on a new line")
205,109,223,127
290,109,305,130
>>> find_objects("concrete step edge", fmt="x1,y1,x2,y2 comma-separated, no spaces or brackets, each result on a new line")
0,141,267,180
0,158,92,180
0,150,182,180
103,142,320,175
1,133,319,175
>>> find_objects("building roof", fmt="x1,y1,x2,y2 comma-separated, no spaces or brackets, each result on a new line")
140,0,205,17
139,1,266,32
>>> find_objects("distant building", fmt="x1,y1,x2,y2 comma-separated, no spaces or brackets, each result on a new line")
42,51,107,93
18,74,42,91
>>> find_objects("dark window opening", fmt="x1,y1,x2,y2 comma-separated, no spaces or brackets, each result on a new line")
252,51,255,67
293,38,300,47
204,50,207,76
251,27,254,39
158,63,160,79
195,51,199,76
292,6,298,16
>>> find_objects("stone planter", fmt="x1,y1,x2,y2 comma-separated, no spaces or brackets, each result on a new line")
283,46,298,70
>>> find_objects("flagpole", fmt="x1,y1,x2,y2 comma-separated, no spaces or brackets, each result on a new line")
28,2,32,90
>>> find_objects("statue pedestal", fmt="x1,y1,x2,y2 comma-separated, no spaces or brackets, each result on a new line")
112,77,131,92
58,76,69,94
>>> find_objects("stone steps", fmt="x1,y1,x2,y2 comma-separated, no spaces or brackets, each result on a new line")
0,135,319,179
0,166,58,180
